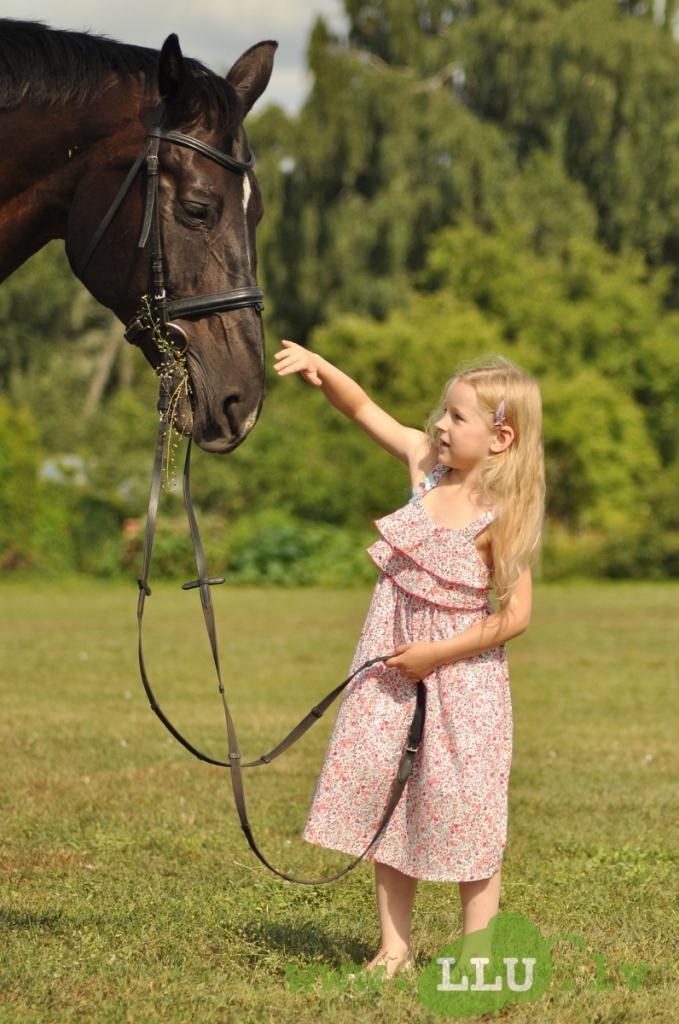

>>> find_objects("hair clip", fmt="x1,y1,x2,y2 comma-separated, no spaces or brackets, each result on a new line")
493,399,506,427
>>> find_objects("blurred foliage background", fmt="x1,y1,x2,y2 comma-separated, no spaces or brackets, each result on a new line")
1,0,678,583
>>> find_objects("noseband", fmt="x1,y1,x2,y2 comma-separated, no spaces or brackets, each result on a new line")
75,101,264,353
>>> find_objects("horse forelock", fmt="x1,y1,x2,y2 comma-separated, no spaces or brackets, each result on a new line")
167,75,242,138
0,18,240,134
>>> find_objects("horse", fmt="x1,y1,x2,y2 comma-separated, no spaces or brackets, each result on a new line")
0,19,277,453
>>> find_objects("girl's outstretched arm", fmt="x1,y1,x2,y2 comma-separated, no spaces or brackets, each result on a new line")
274,339,427,465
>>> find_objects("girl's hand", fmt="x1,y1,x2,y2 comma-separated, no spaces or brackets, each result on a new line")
274,339,324,387
385,642,441,682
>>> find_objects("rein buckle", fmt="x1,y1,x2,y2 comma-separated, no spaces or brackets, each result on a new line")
181,577,225,591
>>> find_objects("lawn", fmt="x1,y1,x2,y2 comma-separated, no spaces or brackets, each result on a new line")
0,578,677,1023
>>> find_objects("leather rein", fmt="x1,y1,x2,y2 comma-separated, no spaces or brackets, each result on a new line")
79,100,427,886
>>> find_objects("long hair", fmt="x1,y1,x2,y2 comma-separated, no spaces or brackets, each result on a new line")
424,353,545,618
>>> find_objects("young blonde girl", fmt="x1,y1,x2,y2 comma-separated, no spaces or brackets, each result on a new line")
274,338,545,978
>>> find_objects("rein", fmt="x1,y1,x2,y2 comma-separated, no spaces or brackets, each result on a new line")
137,377,427,885
82,97,427,885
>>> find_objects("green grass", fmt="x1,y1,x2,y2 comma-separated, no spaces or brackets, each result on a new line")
0,578,677,1023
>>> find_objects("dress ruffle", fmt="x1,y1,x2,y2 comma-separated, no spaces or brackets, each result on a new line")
366,540,490,611
366,499,496,610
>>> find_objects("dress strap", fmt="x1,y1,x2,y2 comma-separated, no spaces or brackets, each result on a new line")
410,463,449,500
463,509,496,537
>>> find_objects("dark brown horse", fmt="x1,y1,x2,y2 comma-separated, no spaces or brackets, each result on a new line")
0,20,277,452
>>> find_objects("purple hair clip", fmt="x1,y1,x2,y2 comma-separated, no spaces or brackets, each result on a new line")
493,399,506,427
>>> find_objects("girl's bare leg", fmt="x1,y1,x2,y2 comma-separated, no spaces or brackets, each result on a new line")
366,860,418,976
459,865,501,934
456,866,502,967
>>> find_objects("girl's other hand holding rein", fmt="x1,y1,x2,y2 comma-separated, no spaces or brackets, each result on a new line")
274,339,323,386
385,642,442,682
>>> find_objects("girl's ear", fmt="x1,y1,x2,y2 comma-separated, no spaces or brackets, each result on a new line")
495,425,515,452
491,425,512,454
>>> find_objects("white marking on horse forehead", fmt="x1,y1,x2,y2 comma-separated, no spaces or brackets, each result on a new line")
241,174,252,270
242,174,252,214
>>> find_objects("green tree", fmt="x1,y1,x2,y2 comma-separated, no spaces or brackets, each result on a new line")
418,221,679,466
450,0,679,287
250,13,520,339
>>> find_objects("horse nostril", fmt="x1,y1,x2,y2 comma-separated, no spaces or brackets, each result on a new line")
223,390,242,436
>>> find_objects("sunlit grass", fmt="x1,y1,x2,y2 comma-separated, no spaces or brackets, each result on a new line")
0,578,677,1022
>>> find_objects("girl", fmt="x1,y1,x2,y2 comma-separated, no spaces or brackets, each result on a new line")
273,339,545,978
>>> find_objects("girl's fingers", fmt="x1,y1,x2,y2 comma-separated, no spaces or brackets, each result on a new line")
275,353,311,370
274,340,319,380
274,360,313,376
275,358,303,372
276,362,310,376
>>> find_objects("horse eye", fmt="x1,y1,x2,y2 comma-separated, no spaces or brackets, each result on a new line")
181,201,209,222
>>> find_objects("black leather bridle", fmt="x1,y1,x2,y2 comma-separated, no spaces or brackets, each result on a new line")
75,100,264,352
79,99,427,886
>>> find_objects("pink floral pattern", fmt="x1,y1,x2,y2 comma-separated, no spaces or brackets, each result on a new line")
301,464,513,882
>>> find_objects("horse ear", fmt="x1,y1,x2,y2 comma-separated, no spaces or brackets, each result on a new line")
158,33,186,101
226,40,278,116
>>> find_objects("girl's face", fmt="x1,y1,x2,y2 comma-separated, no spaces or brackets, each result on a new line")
433,381,496,470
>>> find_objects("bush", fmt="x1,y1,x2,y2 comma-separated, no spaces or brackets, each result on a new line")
540,521,609,580
118,511,232,582
30,481,78,575
118,507,377,586
223,509,376,585
0,398,40,569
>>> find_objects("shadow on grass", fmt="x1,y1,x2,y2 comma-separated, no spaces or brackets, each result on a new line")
235,916,370,970
0,907,65,932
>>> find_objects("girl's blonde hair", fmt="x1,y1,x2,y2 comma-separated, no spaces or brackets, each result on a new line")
425,354,545,618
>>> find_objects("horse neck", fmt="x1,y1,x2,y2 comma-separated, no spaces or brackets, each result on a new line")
0,78,149,282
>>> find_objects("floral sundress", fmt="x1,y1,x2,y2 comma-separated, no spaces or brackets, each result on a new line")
301,464,513,882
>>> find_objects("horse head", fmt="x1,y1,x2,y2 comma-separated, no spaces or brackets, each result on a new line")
65,33,277,454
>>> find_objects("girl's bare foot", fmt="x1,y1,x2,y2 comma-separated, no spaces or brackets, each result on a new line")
365,946,415,978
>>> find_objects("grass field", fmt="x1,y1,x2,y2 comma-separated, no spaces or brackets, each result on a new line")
0,578,677,1023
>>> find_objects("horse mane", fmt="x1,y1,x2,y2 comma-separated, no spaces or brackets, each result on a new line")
0,19,239,127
